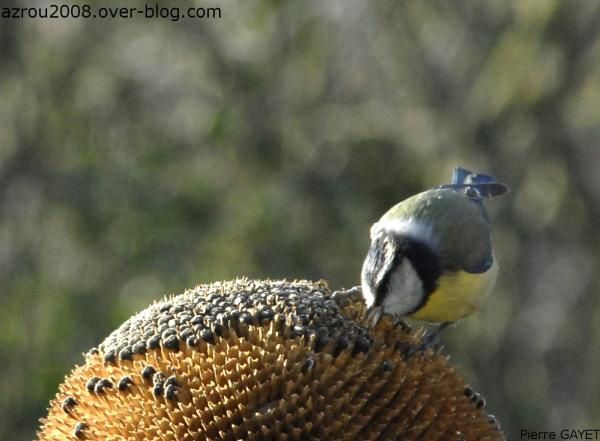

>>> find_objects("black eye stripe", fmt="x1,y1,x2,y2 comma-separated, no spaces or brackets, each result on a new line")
394,236,442,296
374,252,402,307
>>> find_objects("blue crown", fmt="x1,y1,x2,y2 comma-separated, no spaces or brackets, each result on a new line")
436,166,510,199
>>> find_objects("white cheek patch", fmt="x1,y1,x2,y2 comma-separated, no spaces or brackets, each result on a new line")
383,259,424,316
379,219,435,246
361,270,376,308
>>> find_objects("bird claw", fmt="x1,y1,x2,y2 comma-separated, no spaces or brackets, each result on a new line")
393,318,411,332
412,321,453,354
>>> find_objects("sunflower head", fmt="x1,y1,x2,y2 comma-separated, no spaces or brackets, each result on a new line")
38,278,503,441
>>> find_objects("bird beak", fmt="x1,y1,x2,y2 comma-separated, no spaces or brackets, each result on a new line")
367,306,384,328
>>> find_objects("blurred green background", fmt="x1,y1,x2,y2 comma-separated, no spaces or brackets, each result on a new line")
2,0,600,439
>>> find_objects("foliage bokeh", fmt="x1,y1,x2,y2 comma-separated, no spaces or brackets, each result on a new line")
1,1,600,439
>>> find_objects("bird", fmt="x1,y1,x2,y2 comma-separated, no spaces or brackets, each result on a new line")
361,166,509,340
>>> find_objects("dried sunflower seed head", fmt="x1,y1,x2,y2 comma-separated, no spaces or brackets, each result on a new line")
37,278,503,440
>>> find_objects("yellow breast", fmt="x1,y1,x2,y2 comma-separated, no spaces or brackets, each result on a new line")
409,261,498,323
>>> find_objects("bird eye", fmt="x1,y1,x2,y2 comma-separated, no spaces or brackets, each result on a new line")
465,187,479,198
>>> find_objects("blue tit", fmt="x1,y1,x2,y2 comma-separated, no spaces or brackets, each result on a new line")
361,166,509,327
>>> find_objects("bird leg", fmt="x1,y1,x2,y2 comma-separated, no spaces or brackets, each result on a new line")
416,321,453,352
